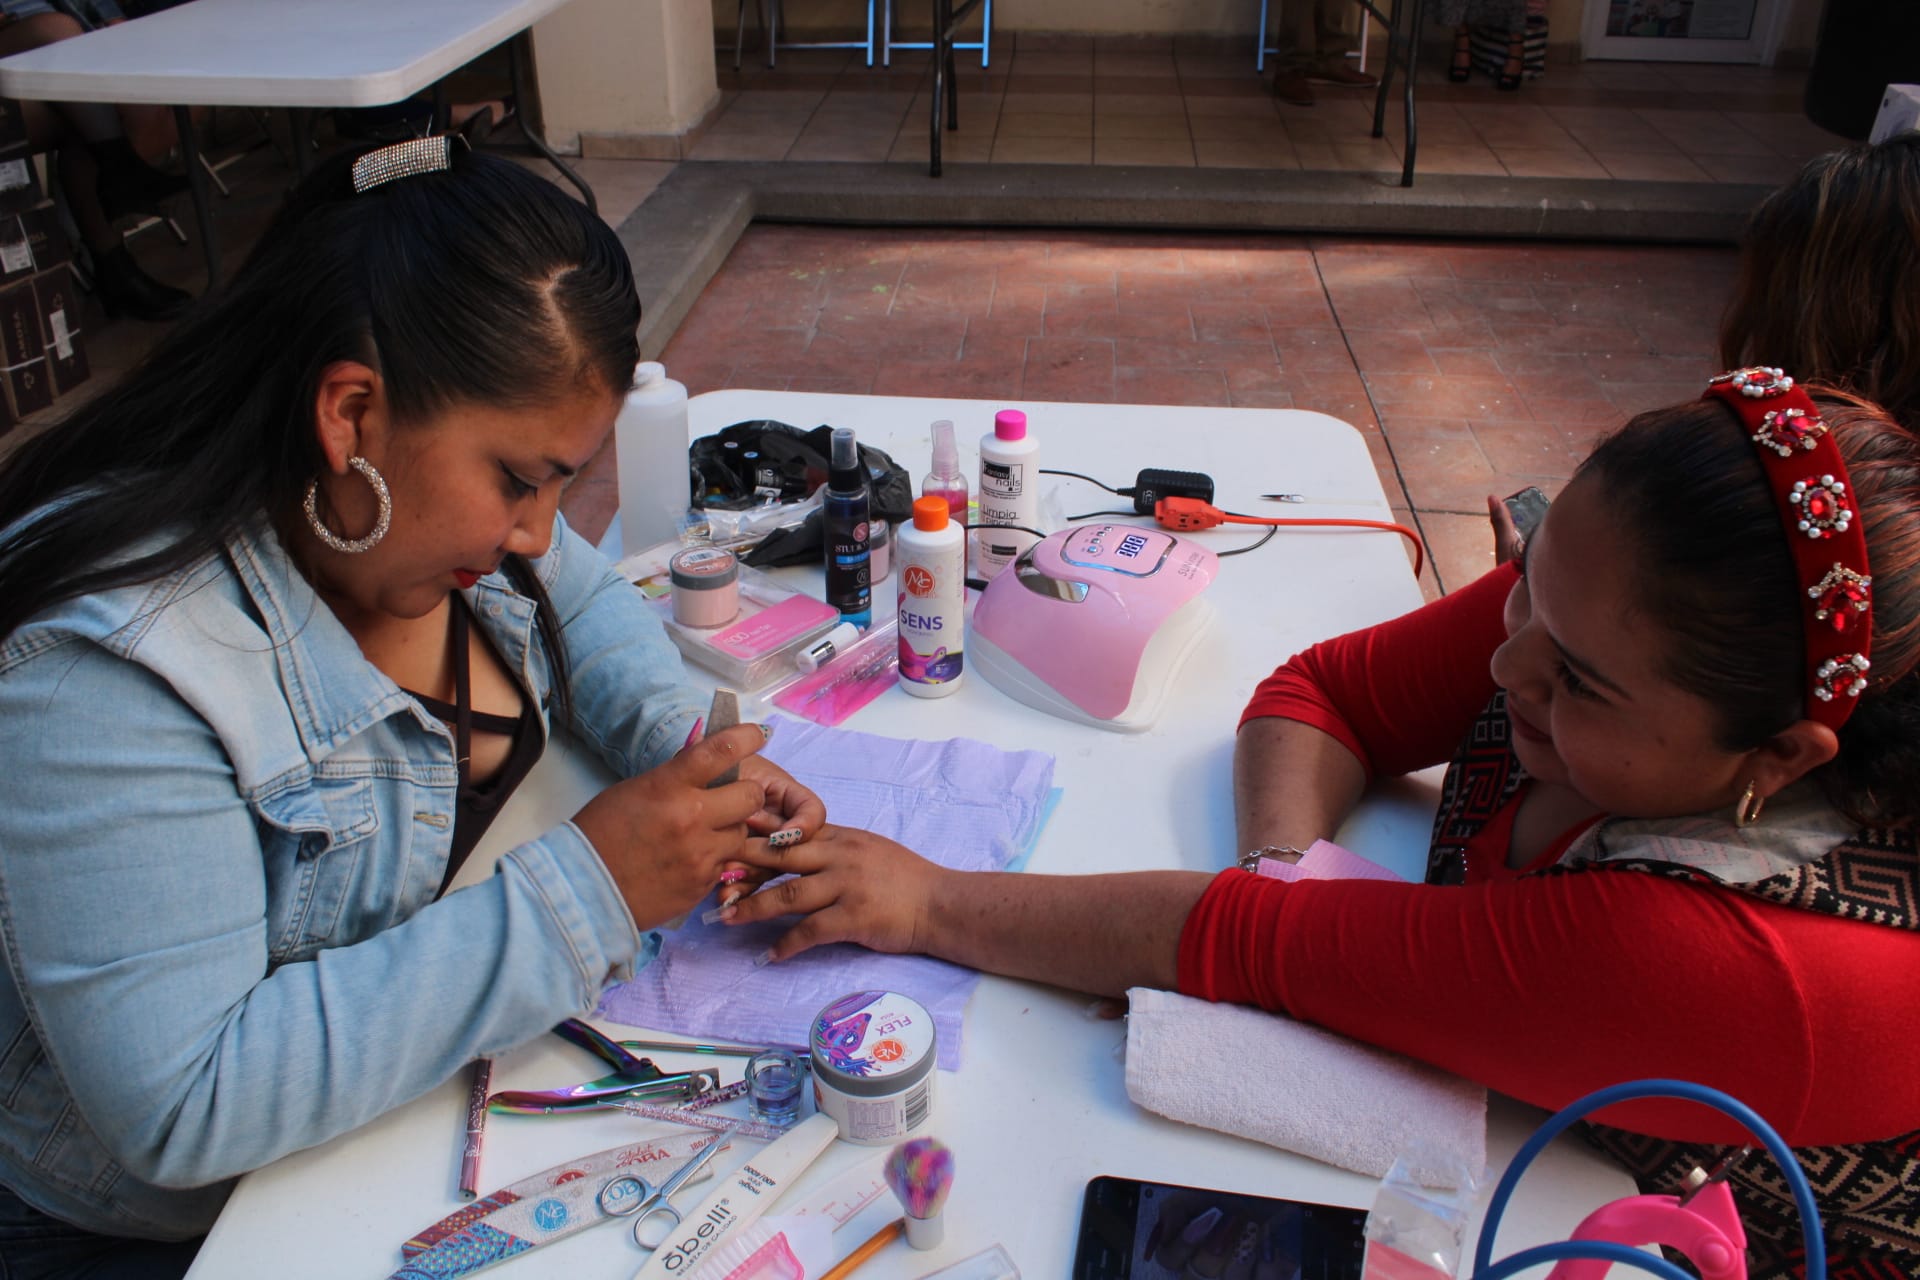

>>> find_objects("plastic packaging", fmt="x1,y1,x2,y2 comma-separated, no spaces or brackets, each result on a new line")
616,361,692,558
976,408,1040,580
824,427,872,628
896,495,965,698
616,539,841,692
1360,1147,1479,1280
766,620,900,727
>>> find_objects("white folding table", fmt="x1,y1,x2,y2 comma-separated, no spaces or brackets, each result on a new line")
184,392,1632,1279
0,0,593,287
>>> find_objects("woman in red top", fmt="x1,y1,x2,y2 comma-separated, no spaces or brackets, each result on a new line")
729,374,1920,1279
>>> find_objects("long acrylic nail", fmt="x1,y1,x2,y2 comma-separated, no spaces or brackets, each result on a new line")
701,905,737,925
768,827,804,849
756,722,773,740
751,949,776,968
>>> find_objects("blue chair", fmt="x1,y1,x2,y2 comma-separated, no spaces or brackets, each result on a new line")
733,0,878,70
880,0,991,69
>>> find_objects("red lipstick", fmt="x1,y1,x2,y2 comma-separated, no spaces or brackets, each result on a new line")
453,570,481,589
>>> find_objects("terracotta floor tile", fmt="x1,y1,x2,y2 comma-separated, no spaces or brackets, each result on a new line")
1470,422,1582,478
685,129,801,161
1494,147,1609,179
1223,364,1296,409
989,135,1093,164
1183,92,1275,116
998,111,1096,138
1416,509,1511,595
1190,302,1271,344
1093,137,1197,166
1114,365,1231,406
1194,137,1301,168
1094,113,1193,140
1022,337,1117,401
1096,91,1186,112
1271,328,1356,372
1347,329,1441,376
787,131,898,162
1364,372,1530,422
1413,145,1507,176
999,91,1093,115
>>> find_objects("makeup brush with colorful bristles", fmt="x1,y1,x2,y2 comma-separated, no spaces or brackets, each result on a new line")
818,1137,957,1280
884,1136,956,1250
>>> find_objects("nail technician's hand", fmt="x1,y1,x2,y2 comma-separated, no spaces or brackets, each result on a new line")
721,824,944,961
572,723,770,930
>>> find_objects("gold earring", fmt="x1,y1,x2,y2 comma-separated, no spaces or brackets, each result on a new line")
1735,781,1765,828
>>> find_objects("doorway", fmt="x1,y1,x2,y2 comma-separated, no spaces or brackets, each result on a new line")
1581,0,1785,62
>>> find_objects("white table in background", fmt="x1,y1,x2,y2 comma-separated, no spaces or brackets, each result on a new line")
0,0,594,286
185,393,1630,1279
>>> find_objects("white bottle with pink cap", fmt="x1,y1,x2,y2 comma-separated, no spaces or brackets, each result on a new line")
975,407,1039,580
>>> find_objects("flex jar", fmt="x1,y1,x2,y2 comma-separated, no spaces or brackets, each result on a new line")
809,990,936,1145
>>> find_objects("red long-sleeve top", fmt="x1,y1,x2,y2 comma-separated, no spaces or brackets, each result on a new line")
1180,563,1920,1145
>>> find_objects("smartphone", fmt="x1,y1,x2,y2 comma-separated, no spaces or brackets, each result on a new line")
1071,1175,1367,1280
1502,486,1551,539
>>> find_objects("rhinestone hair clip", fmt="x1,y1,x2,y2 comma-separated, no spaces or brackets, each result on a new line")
1703,368,1873,729
350,134,464,194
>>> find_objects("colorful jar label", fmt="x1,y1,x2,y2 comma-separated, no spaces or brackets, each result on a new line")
811,991,933,1082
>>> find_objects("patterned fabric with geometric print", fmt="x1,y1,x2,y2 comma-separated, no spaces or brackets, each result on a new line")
1426,694,1920,1279
1423,688,1526,885
1581,1122,1920,1280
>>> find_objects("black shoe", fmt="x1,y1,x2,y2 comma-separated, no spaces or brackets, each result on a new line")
92,138,189,223
92,245,193,323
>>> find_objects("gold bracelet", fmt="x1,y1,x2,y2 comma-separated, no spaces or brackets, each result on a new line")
1237,845,1307,873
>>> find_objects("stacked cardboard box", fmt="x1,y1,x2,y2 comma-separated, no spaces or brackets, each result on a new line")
0,95,89,438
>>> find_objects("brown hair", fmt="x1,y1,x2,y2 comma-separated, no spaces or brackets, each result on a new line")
1578,388,1920,827
1719,135,1920,430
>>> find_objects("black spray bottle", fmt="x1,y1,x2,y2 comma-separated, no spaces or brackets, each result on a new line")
823,426,872,629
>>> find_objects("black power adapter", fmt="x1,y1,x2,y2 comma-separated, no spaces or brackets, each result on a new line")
1129,468,1215,514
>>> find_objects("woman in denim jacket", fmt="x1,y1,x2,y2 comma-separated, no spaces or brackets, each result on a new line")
0,140,823,1276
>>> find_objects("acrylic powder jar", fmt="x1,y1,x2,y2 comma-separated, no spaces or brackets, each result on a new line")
809,990,936,1146
669,546,740,629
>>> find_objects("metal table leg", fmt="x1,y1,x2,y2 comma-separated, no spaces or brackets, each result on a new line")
1365,0,1420,187
928,0,984,177
173,104,219,290
508,32,598,214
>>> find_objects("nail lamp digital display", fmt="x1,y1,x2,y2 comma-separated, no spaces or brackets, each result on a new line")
970,525,1217,732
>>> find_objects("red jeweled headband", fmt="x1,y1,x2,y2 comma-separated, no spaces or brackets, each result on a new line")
1703,367,1872,730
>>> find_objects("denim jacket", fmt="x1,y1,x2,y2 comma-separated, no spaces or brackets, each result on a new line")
0,513,702,1239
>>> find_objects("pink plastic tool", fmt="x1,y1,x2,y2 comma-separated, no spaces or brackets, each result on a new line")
1545,1172,1748,1280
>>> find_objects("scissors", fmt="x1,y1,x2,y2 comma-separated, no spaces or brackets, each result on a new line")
597,1129,733,1248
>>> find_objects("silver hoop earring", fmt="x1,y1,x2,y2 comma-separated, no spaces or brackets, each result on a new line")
303,456,391,554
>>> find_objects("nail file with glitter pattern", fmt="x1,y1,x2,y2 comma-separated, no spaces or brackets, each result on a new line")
388,1129,727,1278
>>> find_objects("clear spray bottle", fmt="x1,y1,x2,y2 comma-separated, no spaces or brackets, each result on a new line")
922,419,968,528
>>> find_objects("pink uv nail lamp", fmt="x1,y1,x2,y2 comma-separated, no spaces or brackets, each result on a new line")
970,524,1217,733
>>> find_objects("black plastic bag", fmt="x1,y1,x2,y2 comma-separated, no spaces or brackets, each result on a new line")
691,420,914,568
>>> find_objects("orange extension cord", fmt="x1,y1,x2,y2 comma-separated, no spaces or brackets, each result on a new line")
1153,497,1426,578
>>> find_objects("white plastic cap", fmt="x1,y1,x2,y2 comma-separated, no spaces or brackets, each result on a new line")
795,621,861,673
635,361,666,386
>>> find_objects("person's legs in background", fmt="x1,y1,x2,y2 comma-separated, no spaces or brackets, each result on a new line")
0,8,190,322
1272,0,1375,106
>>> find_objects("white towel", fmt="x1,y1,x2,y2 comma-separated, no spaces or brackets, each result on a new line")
1124,987,1486,1187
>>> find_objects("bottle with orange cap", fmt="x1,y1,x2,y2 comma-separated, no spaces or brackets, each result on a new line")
896,495,966,698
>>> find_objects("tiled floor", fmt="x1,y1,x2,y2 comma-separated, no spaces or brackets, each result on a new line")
650,223,1739,597
3,71,1775,603
691,33,1845,185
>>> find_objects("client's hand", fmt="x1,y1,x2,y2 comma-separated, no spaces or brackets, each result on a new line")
719,824,944,962
572,723,772,930
736,756,826,842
